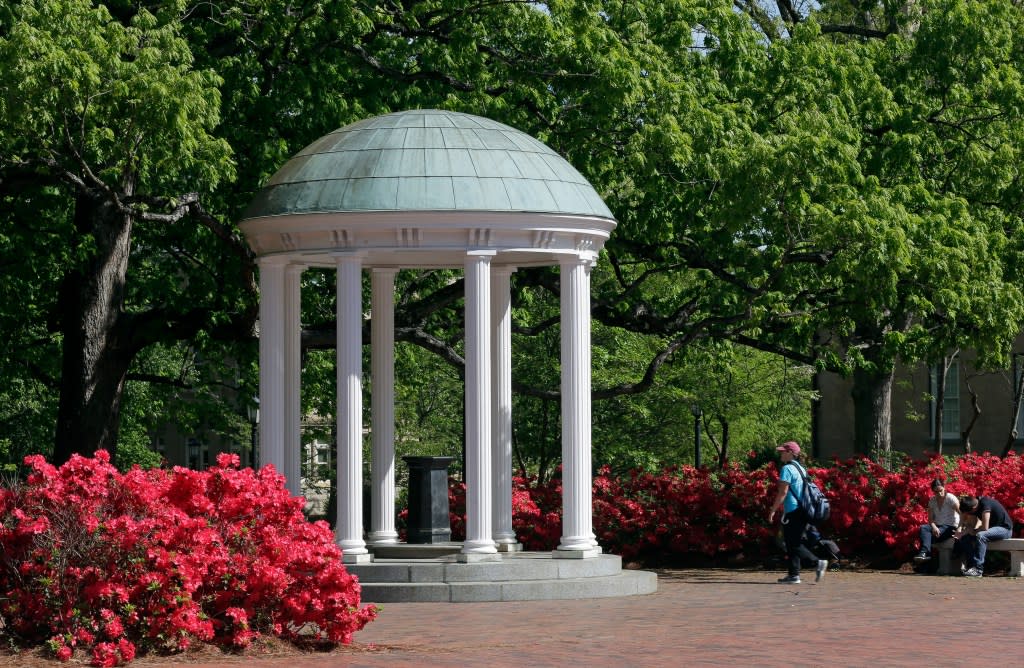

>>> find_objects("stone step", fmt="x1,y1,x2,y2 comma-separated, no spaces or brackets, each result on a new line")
351,552,625,583
347,552,657,602
369,542,463,559
358,570,658,603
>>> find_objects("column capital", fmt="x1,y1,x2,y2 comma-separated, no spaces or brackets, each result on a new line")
332,251,368,263
257,255,292,267
491,265,518,277
559,251,598,267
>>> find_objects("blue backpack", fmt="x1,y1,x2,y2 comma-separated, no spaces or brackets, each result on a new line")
786,462,831,524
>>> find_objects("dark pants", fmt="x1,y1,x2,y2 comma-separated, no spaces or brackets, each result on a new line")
918,523,956,553
795,543,819,566
959,527,1013,570
782,507,810,577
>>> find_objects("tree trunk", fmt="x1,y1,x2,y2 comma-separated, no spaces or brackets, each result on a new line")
850,365,894,462
52,194,135,465
1001,367,1024,458
716,416,729,470
961,375,980,452
932,358,946,454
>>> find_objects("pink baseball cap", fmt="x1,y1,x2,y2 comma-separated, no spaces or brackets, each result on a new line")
776,441,801,455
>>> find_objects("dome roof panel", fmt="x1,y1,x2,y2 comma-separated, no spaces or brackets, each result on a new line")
267,154,313,186
504,178,558,212
474,129,520,151
502,130,545,153
403,127,447,149
241,109,615,221
448,113,493,130
373,148,425,178
322,128,374,152
439,127,486,149
364,128,409,150
469,149,522,178
396,176,456,210
315,179,351,209
364,113,404,129
339,116,378,132
546,180,598,215
509,150,559,181
452,177,513,210
343,177,399,210
539,152,588,185
344,149,382,178
582,188,615,218
295,132,342,157
425,148,477,177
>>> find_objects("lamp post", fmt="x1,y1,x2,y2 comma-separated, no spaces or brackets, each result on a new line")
246,400,260,469
690,404,702,469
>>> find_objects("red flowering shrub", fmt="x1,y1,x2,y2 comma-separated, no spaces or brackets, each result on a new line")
0,451,377,666
817,452,1024,560
590,463,778,562
433,452,1024,567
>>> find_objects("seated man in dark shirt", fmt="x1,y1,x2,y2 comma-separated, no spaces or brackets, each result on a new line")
955,495,1014,577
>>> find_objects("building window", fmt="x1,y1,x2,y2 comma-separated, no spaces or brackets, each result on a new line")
188,438,207,470
929,361,960,439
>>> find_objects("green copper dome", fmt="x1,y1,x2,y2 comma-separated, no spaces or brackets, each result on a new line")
243,109,615,220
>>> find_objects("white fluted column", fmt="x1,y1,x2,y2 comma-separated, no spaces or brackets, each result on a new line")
257,257,287,477
283,264,303,497
491,266,519,550
369,268,398,544
336,254,368,559
462,252,498,557
557,253,600,556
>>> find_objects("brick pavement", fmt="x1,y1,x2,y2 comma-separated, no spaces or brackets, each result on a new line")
76,568,1024,667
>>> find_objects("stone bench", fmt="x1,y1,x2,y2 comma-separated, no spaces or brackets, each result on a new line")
935,537,1024,576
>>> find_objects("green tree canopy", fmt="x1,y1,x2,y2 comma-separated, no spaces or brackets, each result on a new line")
2,0,1023,470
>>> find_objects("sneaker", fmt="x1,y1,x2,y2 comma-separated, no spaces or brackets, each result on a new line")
815,560,828,583
964,567,983,578
777,575,801,584
913,551,931,563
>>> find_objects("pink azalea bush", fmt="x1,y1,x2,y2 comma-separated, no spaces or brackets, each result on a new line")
0,451,377,666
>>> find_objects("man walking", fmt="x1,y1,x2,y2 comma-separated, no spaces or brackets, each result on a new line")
768,441,826,584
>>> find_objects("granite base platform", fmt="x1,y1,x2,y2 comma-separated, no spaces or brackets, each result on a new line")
347,548,658,603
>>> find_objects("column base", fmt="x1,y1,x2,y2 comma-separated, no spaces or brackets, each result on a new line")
553,546,603,559
461,541,498,555
496,542,524,553
342,552,374,564
456,552,503,563
366,532,399,545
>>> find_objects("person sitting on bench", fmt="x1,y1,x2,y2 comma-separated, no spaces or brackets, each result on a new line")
913,479,959,565
955,495,1013,578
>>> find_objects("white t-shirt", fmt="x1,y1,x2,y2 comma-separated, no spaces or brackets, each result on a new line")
928,492,960,527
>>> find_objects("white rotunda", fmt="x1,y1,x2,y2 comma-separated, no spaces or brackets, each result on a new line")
239,109,617,567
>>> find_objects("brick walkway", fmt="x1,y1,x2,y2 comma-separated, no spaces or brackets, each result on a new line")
97,568,1024,667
